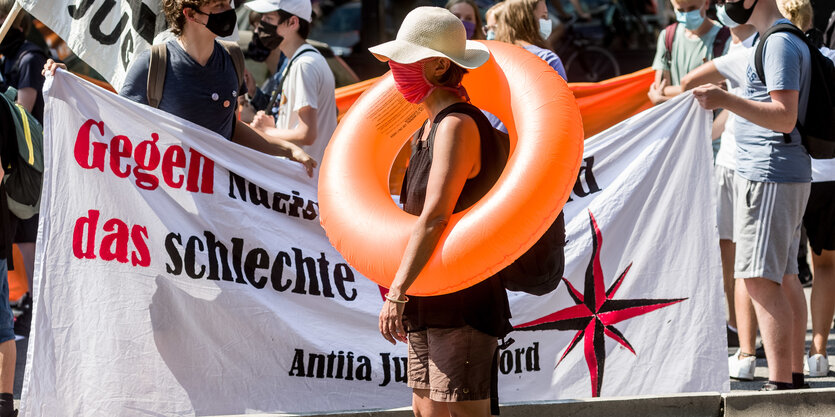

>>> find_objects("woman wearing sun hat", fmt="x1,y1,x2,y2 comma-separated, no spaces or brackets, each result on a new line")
372,6,512,416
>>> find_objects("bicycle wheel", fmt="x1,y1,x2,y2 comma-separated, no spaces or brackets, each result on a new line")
564,46,621,83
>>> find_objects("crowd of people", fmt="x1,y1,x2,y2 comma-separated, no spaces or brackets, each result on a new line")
0,0,833,415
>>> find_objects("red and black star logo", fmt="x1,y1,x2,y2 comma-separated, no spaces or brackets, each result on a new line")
514,211,687,397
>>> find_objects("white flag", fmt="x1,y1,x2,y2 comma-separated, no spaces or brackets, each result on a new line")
19,0,167,89
21,73,727,416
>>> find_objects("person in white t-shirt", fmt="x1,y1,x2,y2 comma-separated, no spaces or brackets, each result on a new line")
678,15,759,380
247,0,337,179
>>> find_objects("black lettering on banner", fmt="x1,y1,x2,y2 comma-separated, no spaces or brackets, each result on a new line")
120,31,134,69
69,0,159,45
567,156,602,202
68,0,95,19
165,233,183,275
163,231,359,302
307,353,326,378
126,0,157,43
227,171,319,221
379,353,407,387
244,248,270,289
270,251,292,292
288,349,373,382
498,342,540,375
185,236,206,279
289,348,306,377
333,263,357,301
90,0,128,45
292,248,320,296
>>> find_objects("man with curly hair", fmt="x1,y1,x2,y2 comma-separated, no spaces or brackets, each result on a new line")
46,0,316,176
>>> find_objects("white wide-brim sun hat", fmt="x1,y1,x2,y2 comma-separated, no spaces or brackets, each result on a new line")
369,7,490,69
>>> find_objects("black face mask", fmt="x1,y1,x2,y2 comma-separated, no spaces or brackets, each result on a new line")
191,7,237,38
255,21,283,50
246,35,272,62
0,28,25,55
724,0,759,25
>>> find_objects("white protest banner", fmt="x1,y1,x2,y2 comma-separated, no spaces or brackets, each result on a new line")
19,0,167,89
21,72,727,416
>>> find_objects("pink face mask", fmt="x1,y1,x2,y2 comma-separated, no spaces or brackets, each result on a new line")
389,60,469,104
389,60,435,103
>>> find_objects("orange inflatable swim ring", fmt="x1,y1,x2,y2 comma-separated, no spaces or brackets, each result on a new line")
319,41,584,296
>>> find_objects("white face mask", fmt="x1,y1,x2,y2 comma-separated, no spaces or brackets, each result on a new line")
539,18,552,39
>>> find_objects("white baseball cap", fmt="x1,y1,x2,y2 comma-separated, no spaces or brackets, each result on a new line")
244,0,312,22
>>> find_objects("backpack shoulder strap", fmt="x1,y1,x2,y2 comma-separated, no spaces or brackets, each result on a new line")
218,40,245,92
755,23,806,85
266,47,319,112
713,26,731,58
146,43,168,109
664,23,678,68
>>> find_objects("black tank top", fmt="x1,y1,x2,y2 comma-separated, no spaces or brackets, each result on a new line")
399,102,512,338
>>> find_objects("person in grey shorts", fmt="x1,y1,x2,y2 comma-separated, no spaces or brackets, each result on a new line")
677,17,760,376
693,0,811,390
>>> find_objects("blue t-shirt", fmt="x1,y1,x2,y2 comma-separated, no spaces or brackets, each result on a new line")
735,19,811,183
120,40,240,140
523,44,567,80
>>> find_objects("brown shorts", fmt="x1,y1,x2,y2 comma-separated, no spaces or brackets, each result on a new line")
407,325,497,402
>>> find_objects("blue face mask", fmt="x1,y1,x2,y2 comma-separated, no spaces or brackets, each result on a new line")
715,5,739,28
675,9,704,31
486,30,496,40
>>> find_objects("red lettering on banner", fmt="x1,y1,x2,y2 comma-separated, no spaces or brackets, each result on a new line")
74,119,107,171
73,119,214,194
71,209,152,267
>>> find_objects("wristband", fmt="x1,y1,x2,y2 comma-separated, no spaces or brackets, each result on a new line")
384,293,409,304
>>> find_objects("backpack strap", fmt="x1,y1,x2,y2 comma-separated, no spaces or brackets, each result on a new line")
218,40,245,92
754,23,809,144
265,47,319,113
754,23,806,85
146,43,167,109
664,23,678,70
713,26,731,59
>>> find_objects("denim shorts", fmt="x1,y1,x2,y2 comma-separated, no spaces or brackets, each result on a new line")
0,259,15,343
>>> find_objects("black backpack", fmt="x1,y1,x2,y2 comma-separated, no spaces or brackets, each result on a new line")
0,86,44,219
419,104,566,296
755,23,835,159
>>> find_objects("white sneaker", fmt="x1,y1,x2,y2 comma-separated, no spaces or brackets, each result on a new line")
807,354,830,377
729,349,756,381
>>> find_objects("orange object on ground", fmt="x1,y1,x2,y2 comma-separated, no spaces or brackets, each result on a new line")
7,245,29,302
319,41,584,296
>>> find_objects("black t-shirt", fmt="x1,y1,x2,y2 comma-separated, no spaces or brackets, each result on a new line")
1,41,48,123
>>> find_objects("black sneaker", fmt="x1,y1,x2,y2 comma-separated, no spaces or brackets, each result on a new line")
727,325,740,348
12,292,32,338
798,264,813,287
